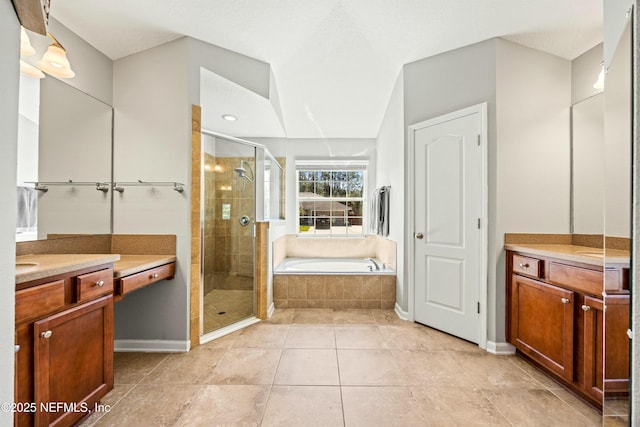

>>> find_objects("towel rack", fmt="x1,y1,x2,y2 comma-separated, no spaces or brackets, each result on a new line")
26,180,111,193
112,180,185,193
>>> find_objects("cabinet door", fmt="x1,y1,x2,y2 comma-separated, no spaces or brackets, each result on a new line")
33,295,114,427
602,294,630,394
582,295,604,402
510,275,575,381
15,323,34,427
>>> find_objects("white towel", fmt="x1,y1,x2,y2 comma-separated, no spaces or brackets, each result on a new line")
370,186,390,237
369,189,379,234
16,186,37,229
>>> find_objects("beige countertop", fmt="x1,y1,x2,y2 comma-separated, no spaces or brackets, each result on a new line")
16,254,121,284
504,243,630,266
114,255,177,278
16,254,177,284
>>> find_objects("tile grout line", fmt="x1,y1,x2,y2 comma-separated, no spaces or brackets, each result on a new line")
85,353,171,426
258,315,292,426
334,324,347,427
476,388,517,427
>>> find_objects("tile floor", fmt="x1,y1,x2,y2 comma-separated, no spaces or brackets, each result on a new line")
82,309,617,426
203,289,254,333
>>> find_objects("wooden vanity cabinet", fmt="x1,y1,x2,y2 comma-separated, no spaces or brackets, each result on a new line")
506,251,629,409
15,264,114,427
114,262,175,301
509,274,574,381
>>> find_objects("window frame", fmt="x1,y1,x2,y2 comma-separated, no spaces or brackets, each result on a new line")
295,159,368,237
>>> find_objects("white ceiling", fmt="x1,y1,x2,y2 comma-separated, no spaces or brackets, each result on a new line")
51,0,603,138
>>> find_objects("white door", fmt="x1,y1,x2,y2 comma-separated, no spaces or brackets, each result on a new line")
412,107,484,343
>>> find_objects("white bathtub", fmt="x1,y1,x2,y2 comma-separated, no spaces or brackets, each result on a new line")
275,257,394,275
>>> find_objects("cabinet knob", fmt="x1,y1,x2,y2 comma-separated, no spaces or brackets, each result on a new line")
151,273,159,279
581,305,591,311
40,330,53,339
14,345,20,353
519,263,530,268
561,298,570,304
95,280,105,287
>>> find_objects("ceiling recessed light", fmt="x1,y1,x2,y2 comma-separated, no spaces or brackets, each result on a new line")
222,114,238,121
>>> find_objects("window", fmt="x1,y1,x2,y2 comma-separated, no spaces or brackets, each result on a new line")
296,160,367,236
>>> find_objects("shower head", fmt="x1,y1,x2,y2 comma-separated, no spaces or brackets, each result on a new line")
234,162,253,183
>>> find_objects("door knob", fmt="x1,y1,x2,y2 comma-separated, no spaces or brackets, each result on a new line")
415,232,424,240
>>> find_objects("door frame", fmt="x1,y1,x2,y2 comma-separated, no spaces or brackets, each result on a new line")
406,102,488,349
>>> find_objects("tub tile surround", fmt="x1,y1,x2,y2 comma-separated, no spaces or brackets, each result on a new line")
273,234,397,271
273,235,397,309
80,309,602,426
274,274,396,309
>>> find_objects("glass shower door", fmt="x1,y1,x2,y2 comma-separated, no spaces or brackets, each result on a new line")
202,135,256,334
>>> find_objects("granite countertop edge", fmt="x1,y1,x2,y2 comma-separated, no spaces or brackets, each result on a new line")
16,254,121,285
113,255,177,278
504,243,630,267
16,254,177,284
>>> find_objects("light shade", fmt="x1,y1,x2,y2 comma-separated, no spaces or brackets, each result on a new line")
37,35,75,79
20,60,45,78
593,65,605,90
20,27,35,56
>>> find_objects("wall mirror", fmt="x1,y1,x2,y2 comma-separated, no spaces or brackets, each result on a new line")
603,5,633,423
16,76,113,242
571,92,604,235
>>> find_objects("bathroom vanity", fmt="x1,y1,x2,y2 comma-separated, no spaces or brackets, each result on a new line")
15,255,118,427
505,244,629,409
14,248,176,427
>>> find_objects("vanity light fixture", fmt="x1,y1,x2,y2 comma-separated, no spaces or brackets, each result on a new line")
20,27,35,56
37,33,75,79
20,60,45,79
593,63,605,90
19,27,44,78
222,114,238,122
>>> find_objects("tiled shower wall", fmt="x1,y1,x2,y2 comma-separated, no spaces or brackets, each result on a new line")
203,154,255,293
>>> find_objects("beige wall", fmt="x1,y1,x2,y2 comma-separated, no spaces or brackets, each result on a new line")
375,72,405,311
571,43,603,105
401,38,572,345
0,0,19,418
403,39,498,333
112,38,191,347
633,4,639,421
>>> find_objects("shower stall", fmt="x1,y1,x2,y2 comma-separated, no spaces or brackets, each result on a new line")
200,130,284,339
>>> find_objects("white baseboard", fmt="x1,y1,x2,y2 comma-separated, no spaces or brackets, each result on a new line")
394,303,409,320
486,341,516,355
268,302,275,318
200,317,261,345
114,339,190,353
